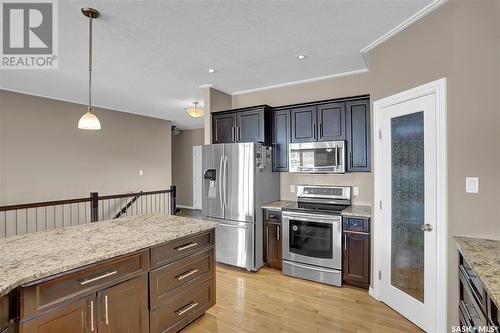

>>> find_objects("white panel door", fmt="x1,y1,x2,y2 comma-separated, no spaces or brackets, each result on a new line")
379,93,437,332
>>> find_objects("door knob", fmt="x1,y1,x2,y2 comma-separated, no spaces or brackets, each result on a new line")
420,223,433,232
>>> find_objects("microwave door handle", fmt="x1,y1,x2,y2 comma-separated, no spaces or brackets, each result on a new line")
334,146,338,167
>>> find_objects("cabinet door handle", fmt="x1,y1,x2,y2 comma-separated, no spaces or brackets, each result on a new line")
313,123,316,138
344,234,347,251
320,123,323,137
231,127,235,141
104,295,109,325
176,242,198,251
177,302,198,316
277,226,280,241
177,269,199,281
90,300,95,331
80,271,118,285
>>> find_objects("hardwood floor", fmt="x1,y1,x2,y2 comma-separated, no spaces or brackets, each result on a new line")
183,265,422,333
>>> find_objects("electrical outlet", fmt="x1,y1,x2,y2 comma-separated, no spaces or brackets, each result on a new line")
353,187,359,196
139,170,144,176
290,185,295,193
465,177,479,193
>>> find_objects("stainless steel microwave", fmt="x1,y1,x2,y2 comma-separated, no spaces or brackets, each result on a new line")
289,141,346,173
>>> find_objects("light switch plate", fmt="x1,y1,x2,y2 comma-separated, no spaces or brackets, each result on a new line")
353,187,359,196
290,185,295,193
139,170,144,176
465,177,479,193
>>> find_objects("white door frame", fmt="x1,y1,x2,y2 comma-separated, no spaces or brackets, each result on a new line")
371,78,447,333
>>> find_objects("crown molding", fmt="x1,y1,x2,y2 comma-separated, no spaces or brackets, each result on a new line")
232,68,369,95
360,0,448,66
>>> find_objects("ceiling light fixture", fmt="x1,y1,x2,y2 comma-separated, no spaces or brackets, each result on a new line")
78,8,101,130
208,68,217,73
185,101,205,118
296,54,307,60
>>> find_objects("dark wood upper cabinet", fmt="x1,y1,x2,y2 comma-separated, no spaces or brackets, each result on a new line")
211,105,271,144
271,109,290,172
97,275,149,333
291,106,317,142
212,112,235,144
236,108,265,143
346,99,371,172
318,102,345,141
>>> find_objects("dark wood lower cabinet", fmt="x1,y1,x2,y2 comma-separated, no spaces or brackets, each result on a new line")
264,222,282,270
97,275,149,333
342,217,370,289
263,209,282,270
10,230,216,333
20,295,94,333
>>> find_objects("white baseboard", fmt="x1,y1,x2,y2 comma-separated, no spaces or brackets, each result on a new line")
368,287,379,301
176,205,195,209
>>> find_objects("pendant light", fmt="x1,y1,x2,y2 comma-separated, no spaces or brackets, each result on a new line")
185,101,205,118
78,8,101,130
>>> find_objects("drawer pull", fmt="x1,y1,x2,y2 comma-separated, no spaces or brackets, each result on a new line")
80,271,118,285
90,300,95,331
177,269,199,281
464,302,482,320
104,295,109,325
176,242,198,252
177,302,198,316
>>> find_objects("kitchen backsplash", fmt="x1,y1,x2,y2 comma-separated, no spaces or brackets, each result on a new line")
280,172,373,206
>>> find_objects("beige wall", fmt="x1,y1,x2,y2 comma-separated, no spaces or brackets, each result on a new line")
172,128,204,207
0,90,172,205
219,1,500,328
203,87,232,144
368,1,500,328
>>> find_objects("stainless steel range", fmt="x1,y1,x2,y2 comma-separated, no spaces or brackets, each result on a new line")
282,185,351,286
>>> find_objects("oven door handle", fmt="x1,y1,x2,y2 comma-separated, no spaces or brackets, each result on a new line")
283,212,340,223
285,261,339,273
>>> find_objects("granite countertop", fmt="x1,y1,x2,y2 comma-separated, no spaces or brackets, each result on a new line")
0,214,215,297
455,236,500,307
261,200,294,211
341,205,372,218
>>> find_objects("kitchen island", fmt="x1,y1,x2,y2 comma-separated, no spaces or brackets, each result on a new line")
0,214,216,333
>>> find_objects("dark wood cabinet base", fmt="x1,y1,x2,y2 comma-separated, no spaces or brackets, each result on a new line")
5,230,216,333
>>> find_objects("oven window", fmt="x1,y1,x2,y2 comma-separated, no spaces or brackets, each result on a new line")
289,220,332,259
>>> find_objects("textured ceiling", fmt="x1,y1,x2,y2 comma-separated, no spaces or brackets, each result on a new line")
0,0,432,129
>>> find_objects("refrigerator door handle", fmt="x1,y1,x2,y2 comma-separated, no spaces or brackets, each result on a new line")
218,156,224,208
223,155,228,208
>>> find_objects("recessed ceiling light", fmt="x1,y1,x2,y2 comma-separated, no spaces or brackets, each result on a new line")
208,68,217,73
296,54,307,60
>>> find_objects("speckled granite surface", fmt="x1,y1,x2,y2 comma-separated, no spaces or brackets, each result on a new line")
455,236,500,307
341,205,372,218
261,200,294,211
0,214,215,297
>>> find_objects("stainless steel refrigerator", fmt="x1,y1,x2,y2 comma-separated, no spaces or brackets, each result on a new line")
202,142,280,271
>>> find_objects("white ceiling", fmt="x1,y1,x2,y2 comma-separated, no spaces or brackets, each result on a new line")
0,0,432,129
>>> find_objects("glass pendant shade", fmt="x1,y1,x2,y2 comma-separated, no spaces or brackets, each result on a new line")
78,109,101,130
185,102,205,118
